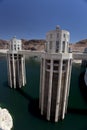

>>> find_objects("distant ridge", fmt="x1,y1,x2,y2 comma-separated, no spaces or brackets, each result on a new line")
76,39,87,44
0,39,46,51
0,39,8,49
0,38,87,52
22,39,46,51
70,39,87,52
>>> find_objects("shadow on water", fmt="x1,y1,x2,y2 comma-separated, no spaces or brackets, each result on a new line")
17,87,87,123
3,81,9,88
16,87,33,101
3,73,87,121
2,80,47,121
68,107,87,115
16,88,47,122
67,70,87,115
79,71,87,103
67,70,87,116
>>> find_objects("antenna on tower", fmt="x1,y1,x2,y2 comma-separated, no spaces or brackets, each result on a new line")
13,36,16,39
56,25,60,30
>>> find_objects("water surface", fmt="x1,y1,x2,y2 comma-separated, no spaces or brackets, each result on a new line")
0,57,87,130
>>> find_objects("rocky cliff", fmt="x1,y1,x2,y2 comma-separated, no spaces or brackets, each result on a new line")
0,39,46,51
70,39,87,52
0,39,87,52
22,39,46,51
0,39,9,49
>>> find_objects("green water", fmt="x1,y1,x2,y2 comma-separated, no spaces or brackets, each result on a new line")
0,57,87,130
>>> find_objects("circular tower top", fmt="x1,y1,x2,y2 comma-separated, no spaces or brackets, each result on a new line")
45,25,70,53
9,37,22,52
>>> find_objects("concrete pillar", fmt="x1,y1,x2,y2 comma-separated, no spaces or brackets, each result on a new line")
8,54,12,88
12,54,16,88
17,54,19,87
21,56,25,87
59,34,62,53
65,42,68,53
41,58,45,115
67,60,72,98
7,54,10,86
65,59,72,113
23,55,26,85
62,60,70,119
55,59,62,122
39,58,43,108
47,59,53,120
59,41,62,53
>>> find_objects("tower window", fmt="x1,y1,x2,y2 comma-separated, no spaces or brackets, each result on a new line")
62,60,67,71
14,45,16,50
56,41,59,52
50,34,53,38
45,43,47,52
17,44,21,50
50,41,52,49
63,60,67,64
53,66,58,70
54,60,59,64
62,41,65,52
63,34,66,38
62,66,66,71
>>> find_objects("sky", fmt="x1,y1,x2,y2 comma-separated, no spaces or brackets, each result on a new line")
0,0,87,43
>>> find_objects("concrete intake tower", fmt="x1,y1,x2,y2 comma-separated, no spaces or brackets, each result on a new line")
7,37,26,88
39,26,72,122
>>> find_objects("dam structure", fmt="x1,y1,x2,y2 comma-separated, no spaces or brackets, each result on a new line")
39,26,72,122
7,37,26,88
0,26,87,122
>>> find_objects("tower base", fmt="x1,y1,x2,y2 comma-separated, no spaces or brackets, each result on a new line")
7,53,26,89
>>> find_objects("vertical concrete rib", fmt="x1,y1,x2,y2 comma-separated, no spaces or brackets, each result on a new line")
17,54,20,87
39,58,43,108
41,58,45,115
23,55,26,85
62,60,70,119
59,33,62,53
47,59,53,120
67,60,72,98
12,53,16,88
8,54,12,88
7,54,9,85
55,59,62,122
21,56,25,86
65,59,72,113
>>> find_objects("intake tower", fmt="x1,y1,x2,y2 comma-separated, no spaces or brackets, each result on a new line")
39,26,72,122
7,37,26,88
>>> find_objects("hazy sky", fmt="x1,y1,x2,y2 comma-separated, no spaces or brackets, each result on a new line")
0,0,87,43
